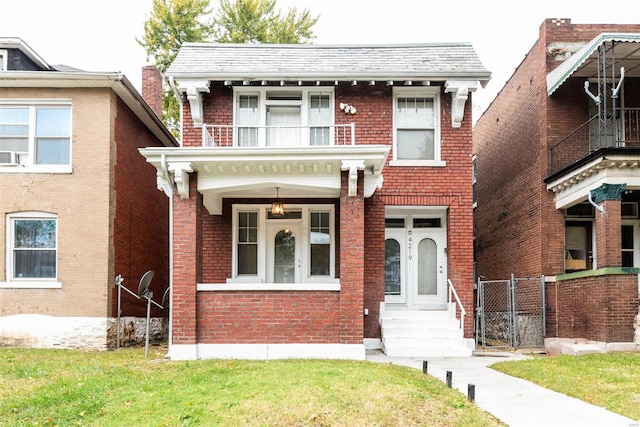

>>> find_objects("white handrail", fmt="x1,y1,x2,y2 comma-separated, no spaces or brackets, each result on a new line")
447,279,467,330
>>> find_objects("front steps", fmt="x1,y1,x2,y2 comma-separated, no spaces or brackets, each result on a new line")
379,305,473,358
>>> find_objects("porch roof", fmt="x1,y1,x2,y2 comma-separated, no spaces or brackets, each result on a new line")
547,33,640,95
166,42,491,85
139,145,391,214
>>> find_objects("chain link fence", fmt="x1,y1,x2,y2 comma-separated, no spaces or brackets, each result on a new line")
475,275,545,349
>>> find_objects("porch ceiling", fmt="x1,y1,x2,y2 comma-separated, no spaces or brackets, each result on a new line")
547,33,640,95
140,145,391,214
546,153,640,209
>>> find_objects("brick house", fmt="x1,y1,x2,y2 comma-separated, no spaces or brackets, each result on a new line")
140,42,490,360
0,38,177,349
474,19,640,353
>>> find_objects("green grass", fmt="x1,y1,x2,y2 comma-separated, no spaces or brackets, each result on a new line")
0,347,503,426
491,352,640,421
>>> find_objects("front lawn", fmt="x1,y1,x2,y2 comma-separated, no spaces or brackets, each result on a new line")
0,347,503,426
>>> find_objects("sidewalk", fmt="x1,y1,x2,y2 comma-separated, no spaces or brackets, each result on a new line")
366,350,639,427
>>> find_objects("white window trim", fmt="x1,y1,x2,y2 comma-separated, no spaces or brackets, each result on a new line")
232,87,335,147
389,87,445,167
0,49,7,71
2,211,62,289
227,204,338,287
0,99,73,173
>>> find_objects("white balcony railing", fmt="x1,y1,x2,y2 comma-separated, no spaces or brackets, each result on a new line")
202,124,355,147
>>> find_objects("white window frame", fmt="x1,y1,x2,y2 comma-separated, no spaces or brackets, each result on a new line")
0,49,7,71
0,99,73,173
390,87,445,167
225,204,338,288
2,211,62,289
233,87,334,147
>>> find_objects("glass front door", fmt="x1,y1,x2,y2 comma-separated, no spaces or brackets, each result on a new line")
385,221,446,308
267,222,302,283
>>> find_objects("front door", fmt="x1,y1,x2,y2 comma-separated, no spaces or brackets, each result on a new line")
385,217,447,309
267,222,302,283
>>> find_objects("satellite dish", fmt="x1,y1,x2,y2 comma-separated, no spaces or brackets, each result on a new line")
161,287,170,308
137,270,154,298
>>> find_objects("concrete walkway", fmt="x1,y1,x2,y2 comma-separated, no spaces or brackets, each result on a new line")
366,350,639,427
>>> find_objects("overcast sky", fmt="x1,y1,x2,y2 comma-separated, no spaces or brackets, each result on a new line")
3,0,640,121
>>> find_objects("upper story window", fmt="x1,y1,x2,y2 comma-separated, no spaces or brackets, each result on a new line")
0,50,7,71
391,88,443,167
0,101,72,171
233,88,334,147
3,212,61,288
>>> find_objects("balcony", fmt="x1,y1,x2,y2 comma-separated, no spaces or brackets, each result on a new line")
202,124,356,148
549,108,640,176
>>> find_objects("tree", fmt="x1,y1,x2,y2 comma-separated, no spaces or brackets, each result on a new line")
213,0,318,44
137,0,215,135
138,0,319,136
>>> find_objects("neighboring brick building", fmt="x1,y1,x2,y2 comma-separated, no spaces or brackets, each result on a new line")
0,38,177,349
140,42,490,360
474,19,640,353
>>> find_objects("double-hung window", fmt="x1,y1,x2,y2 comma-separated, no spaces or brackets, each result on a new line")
0,102,72,169
391,88,442,166
5,212,58,285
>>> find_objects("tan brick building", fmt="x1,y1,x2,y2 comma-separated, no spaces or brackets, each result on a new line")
0,38,176,349
141,43,490,360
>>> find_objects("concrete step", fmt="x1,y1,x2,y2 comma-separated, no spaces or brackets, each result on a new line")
380,318,460,329
381,326,464,339
383,345,473,358
379,309,453,321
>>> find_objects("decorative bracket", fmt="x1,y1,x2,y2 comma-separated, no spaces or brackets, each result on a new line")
445,80,479,128
168,162,193,199
341,160,365,197
179,79,210,128
590,183,626,204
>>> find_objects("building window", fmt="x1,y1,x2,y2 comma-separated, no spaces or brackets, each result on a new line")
621,224,635,268
231,205,335,284
233,88,334,147
392,88,440,165
0,103,71,167
237,211,258,275
7,212,57,280
310,211,330,275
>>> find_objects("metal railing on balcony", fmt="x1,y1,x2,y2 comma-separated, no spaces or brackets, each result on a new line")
549,108,640,175
202,123,356,148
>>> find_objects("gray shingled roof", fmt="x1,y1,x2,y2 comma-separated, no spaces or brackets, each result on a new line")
166,42,491,84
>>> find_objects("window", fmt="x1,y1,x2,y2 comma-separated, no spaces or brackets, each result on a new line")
0,103,71,168
237,211,258,275
230,205,336,284
7,212,57,281
310,212,330,275
392,88,441,166
622,224,635,268
234,88,334,147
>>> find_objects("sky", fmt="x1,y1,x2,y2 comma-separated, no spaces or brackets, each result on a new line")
3,0,640,121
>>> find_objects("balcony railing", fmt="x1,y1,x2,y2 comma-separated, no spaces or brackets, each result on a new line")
202,123,356,148
549,108,640,175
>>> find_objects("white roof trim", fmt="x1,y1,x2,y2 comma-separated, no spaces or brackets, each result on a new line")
547,33,640,96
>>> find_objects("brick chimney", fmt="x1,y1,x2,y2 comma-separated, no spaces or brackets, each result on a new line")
142,66,163,119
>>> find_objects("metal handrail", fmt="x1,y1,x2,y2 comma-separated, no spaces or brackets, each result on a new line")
202,123,356,147
447,279,467,330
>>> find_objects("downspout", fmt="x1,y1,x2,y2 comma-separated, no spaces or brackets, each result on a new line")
587,190,605,213
160,154,175,358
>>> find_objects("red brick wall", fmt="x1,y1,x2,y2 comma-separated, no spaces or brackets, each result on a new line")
364,195,385,338
113,97,170,318
197,291,340,342
546,274,638,342
171,176,203,344
595,201,622,267
474,19,640,282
